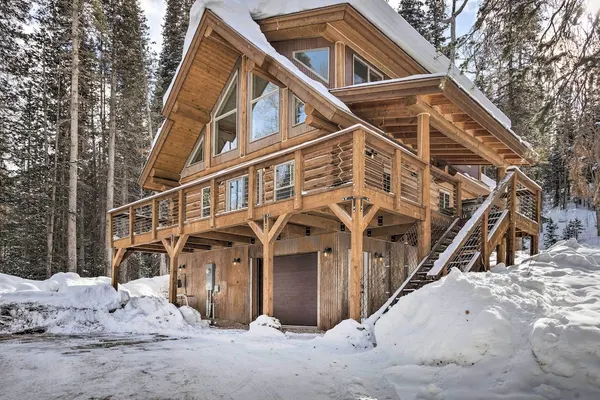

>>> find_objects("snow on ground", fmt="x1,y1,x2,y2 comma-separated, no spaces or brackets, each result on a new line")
2,242,600,399
0,273,206,336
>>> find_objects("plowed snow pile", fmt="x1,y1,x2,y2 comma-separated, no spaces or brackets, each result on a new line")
0,273,207,335
375,239,600,398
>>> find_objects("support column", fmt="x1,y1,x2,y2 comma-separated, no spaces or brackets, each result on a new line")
334,42,346,88
111,248,127,290
162,234,190,304
248,213,291,316
496,167,507,264
417,113,431,260
507,174,517,265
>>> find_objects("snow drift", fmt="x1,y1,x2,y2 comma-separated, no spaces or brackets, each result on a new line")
376,239,600,394
0,273,207,335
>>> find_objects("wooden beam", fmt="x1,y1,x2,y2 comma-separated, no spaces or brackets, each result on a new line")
111,248,127,290
267,214,292,244
393,149,402,210
328,203,353,231
162,235,189,304
361,205,380,231
353,129,365,197
294,150,303,210
305,111,339,133
288,213,340,231
248,165,256,220
411,99,506,167
507,174,517,265
350,200,363,321
172,101,210,124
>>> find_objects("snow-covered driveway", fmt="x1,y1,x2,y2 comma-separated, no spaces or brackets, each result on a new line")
0,332,395,400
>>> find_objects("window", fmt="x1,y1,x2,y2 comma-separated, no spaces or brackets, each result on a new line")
188,128,205,166
201,187,211,218
292,95,306,127
293,48,329,82
439,190,451,210
250,74,279,141
213,71,238,155
353,56,383,85
274,161,295,201
226,175,249,211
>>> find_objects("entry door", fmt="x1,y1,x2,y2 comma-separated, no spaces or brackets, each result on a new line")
273,253,318,326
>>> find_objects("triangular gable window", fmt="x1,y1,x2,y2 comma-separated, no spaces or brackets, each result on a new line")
187,127,206,166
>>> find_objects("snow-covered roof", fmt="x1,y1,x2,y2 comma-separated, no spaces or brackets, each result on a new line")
166,0,512,131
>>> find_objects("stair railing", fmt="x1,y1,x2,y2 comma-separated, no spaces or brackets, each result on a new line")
426,171,516,278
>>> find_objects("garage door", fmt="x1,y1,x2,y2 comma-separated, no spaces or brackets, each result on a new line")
273,253,318,326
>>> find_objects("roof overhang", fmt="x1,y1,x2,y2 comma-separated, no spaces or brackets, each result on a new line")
330,75,535,166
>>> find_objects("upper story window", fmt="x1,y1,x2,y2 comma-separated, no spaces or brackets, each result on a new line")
292,95,306,127
201,186,211,218
187,128,205,166
226,175,249,211
274,161,295,201
250,74,280,141
439,190,451,210
213,71,238,156
353,56,383,85
293,48,329,82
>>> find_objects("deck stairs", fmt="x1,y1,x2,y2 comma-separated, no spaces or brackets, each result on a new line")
379,171,516,316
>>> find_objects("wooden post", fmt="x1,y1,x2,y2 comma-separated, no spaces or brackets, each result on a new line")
108,212,114,248
294,150,303,210
417,113,431,260
334,42,346,88
281,88,289,142
128,206,135,245
248,213,291,316
111,248,127,290
455,181,463,218
496,167,507,264
151,198,158,241
482,210,489,271
507,174,517,265
393,149,402,210
162,235,189,304
178,189,185,234
531,235,539,256
350,200,363,321
352,129,365,197
248,166,255,220
239,57,247,158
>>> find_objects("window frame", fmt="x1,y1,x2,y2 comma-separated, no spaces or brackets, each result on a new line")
352,55,383,85
201,186,211,219
291,95,307,128
292,47,330,82
186,129,206,167
439,190,451,210
249,73,281,143
212,70,239,157
225,174,249,212
274,160,295,201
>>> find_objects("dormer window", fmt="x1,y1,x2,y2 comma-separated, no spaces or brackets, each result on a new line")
213,71,238,156
293,48,330,82
250,74,280,141
353,56,383,85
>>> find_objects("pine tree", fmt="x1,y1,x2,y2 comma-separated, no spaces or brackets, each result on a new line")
398,0,428,38
544,220,559,247
562,219,584,241
425,0,447,51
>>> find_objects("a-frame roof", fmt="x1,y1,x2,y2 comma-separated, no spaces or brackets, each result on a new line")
142,1,533,190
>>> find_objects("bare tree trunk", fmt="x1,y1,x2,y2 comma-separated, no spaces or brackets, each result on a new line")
67,0,80,273
596,202,600,237
106,57,117,277
119,170,129,282
159,254,168,276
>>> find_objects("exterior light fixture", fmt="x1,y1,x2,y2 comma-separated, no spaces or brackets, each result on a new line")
178,264,186,270
323,247,333,257
374,253,384,262
233,258,241,265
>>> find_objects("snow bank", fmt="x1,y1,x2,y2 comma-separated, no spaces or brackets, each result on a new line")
246,315,284,337
376,240,600,392
318,319,373,350
0,272,207,336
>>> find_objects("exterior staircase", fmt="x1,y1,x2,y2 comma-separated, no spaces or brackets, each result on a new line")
379,171,517,316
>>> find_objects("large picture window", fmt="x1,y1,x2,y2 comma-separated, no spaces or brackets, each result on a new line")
274,161,295,201
293,48,329,82
250,74,280,141
226,175,249,211
213,71,238,156
353,56,383,85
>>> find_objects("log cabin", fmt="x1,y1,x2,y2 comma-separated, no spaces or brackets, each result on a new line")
108,1,542,330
